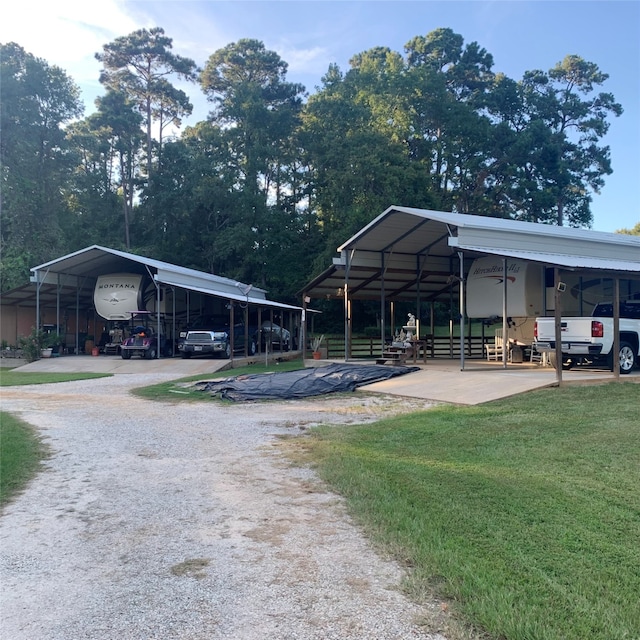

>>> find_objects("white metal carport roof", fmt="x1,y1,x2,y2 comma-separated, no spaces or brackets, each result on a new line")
301,206,640,301
18,245,302,312
158,278,302,312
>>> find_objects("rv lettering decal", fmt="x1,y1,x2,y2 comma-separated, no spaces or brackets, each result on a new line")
472,263,521,276
97,283,138,289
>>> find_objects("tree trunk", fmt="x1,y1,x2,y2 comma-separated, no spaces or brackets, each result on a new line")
557,198,564,226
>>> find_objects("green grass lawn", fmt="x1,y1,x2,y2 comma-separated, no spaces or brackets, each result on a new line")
0,368,111,386
0,411,49,507
299,382,640,640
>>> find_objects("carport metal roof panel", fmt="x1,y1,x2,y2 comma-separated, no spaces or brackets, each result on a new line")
302,206,640,301
449,244,640,274
158,278,303,311
338,206,640,265
9,245,302,311
30,245,269,298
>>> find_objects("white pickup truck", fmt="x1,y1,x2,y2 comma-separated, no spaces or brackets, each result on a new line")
534,301,640,374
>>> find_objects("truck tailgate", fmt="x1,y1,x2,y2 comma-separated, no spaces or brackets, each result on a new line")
535,317,594,342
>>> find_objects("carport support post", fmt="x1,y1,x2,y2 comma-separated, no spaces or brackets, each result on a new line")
301,296,308,358
36,273,40,333
230,301,235,361
344,250,350,361
35,267,51,333
379,252,386,357
75,286,80,356
554,268,563,385
56,273,61,337
502,258,508,369
344,285,351,361
613,277,620,379
148,267,161,358
458,252,465,370
172,287,176,357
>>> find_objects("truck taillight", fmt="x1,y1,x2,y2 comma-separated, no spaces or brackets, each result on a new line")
533,321,538,339
591,320,604,338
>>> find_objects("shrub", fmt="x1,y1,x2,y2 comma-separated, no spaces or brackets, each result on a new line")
17,327,47,363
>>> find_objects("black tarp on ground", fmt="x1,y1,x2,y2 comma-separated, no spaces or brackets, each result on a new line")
194,363,420,401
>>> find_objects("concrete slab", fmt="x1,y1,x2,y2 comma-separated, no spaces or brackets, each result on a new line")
357,359,639,405
5,354,236,377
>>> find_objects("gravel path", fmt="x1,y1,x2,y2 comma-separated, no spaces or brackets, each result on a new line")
1,374,448,640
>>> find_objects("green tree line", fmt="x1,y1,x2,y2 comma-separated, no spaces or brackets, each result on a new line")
0,27,625,301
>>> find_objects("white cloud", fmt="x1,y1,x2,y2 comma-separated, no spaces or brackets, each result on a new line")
1,1,137,67
278,44,329,75
0,0,142,109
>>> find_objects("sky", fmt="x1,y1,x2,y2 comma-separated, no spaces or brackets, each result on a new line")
1,0,638,233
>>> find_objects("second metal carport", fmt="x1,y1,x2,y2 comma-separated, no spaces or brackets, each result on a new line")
22,245,304,359
301,206,640,383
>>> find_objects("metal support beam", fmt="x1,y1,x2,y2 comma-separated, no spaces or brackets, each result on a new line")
613,277,620,379
502,258,508,369
554,268,563,385
459,252,466,371
344,250,352,361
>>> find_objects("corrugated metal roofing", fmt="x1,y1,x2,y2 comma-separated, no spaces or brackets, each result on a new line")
339,206,640,257
158,278,302,311
2,245,300,311
448,244,640,273
30,245,269,297
303,206,640,301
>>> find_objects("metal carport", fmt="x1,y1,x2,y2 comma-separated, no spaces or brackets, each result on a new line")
301,206,640,382
6,245,303,358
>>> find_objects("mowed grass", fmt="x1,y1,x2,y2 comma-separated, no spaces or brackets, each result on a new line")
300,382,640,640
0,411,49,507
0,369,111,386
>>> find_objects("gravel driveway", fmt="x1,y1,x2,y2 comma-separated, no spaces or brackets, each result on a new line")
1,373,448,640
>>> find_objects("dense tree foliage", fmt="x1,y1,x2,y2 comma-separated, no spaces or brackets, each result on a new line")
0,43,83,290
197,39,308,293
617,222,640,236
95,27,198,182
1,29,626,300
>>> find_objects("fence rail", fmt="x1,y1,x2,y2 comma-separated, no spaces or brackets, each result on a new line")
315,335,488,360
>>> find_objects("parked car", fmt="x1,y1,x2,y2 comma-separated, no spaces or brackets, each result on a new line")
177,315,222,349
180,323,257,359
257,321,291,350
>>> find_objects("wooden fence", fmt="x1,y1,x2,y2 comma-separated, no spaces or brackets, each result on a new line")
313,335,488,360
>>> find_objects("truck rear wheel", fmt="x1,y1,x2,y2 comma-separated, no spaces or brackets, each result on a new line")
549,352,574,371
616,342,636,374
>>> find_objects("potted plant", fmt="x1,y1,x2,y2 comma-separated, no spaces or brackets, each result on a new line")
310,334,325,360
40,332,62,358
